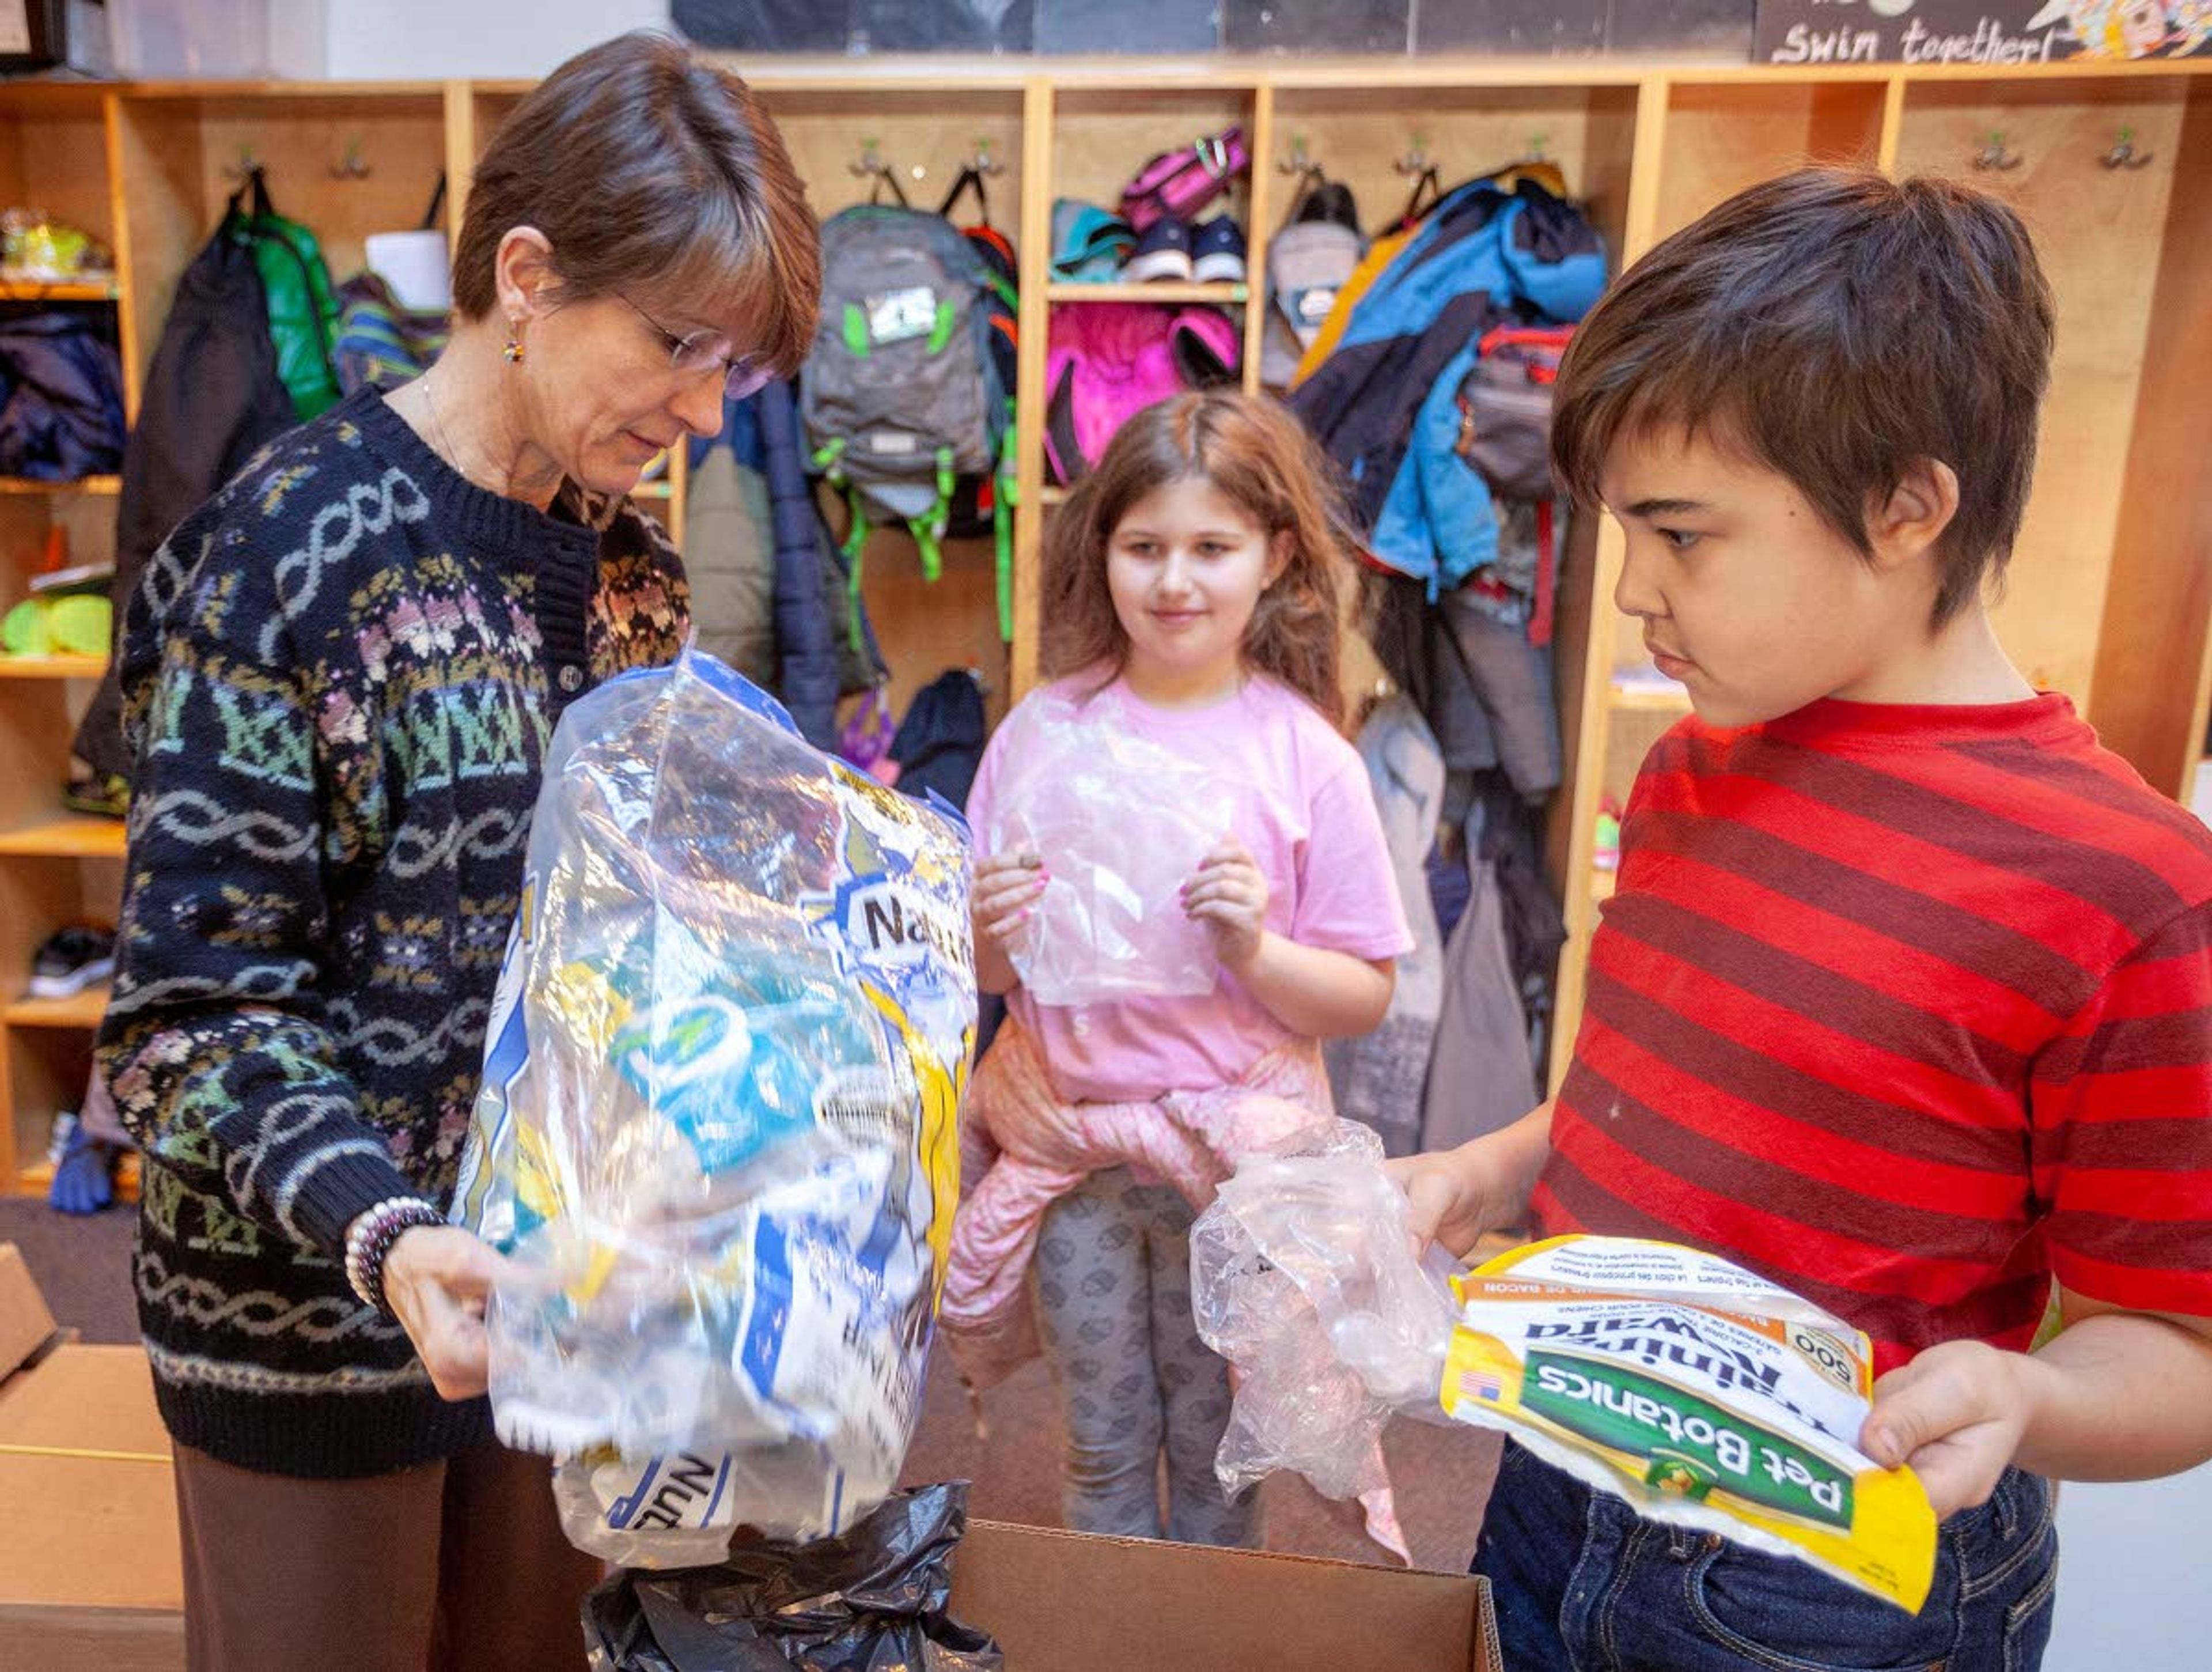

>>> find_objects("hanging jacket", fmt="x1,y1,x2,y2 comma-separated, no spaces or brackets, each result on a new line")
1419,837,1539,1153
238,169,342,421
888,668,988,811
1323,697,1446,1157
683,397,780,686
1289,178,1605,593
756,377,873,749
73,202,296,785
0,311,126,481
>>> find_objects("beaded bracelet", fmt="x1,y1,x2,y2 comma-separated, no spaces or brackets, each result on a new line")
344,1196,444,1316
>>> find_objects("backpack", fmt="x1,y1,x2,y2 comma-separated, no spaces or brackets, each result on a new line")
1452,324,1574,645
1454,323,1571,501
234,168,342,422
1043,303,1239,485
332,268,449,395
935,167,1022,637
1120,126,1250,232
802,203,1013,647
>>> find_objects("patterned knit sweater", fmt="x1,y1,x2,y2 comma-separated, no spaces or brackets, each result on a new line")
97,386,687,1478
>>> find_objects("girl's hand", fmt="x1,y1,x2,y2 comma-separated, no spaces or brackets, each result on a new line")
972,849,1047,954
1183,837,1269,970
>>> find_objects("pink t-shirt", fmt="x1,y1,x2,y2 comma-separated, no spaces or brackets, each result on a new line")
967,672,1413,1102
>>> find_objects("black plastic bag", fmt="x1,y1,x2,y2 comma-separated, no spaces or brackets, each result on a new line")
584,1481,1004,1671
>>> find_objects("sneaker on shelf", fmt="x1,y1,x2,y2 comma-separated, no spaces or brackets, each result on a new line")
29,924,115,998
1124,215,1195,283
1191,217,1247,283
63,768,129,818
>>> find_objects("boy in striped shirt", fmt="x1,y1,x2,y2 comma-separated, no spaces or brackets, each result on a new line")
1395,168,2212,1671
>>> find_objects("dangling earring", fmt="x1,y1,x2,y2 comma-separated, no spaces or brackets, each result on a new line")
503,333,525,365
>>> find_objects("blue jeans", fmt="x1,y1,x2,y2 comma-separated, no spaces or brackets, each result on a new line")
1476,1440,2058,1671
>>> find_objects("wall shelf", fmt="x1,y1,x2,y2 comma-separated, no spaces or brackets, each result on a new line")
0,655,107,680
1046,281,1248,305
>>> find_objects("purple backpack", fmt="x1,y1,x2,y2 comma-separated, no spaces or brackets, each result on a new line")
1043,304,1241,485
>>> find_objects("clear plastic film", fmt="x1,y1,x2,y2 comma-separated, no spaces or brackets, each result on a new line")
981,686,1232,1005
1192,1124,1939,1613
450,648,975,1565
1191,1120,1458,1511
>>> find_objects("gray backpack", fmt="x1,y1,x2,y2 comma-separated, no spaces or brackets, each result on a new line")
801,205,1013,645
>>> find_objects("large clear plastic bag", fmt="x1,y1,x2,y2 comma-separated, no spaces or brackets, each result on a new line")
980,687,1233,1004
450,648,975,1564
1191,1121,1460,1509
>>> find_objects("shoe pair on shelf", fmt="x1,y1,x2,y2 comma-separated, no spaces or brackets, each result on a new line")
1124,214,1245,285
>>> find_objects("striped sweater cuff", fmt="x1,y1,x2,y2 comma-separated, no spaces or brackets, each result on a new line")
287,1147,435,1266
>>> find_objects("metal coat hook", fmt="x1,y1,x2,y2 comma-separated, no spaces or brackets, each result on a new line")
1973,130,2023,171
962,138,1005,178
2101,127,2153,169
1394,131,1433,177
1525,131,1551,162
847,138,910,207
329,138,372,181
221,145,262,184
1278,133,1320,176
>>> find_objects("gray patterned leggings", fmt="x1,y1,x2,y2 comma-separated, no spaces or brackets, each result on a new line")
1032,1167,1256,1547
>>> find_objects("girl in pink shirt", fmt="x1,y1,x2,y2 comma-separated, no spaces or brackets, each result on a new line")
953,391,1412,1545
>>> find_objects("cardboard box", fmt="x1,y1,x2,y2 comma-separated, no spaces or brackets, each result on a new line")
949,1520,1499,1672
0,1243,184,1672
0,1247,1499,1672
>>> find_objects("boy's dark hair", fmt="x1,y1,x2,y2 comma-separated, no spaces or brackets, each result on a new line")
1551,167,2055,626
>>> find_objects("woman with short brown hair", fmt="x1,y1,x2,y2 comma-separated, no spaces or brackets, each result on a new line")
97,32,818,1670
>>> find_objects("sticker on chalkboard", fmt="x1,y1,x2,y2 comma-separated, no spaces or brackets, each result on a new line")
1753,1,2212,65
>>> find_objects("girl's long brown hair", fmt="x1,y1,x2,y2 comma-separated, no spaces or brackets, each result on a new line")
1039,389,1352,727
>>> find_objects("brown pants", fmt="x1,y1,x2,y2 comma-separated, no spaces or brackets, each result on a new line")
173,1440,604,1672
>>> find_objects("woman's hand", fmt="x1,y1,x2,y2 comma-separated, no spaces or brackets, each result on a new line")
381,1224,510,1401
1183,837,1270,970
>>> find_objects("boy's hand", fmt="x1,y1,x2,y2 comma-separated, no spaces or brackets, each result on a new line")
1183,837,1268,970
1861,1339,2033,1520
972,850,1047,952
1388,1144,1507,1261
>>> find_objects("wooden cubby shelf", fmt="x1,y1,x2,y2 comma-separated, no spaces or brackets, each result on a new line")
1046,281,1250,304
0,819,128,859
0,655,107,680
4,988,109,1030
0,55,2207,1185
0,475,120,495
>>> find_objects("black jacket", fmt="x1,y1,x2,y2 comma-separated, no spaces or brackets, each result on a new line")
75,207,295,782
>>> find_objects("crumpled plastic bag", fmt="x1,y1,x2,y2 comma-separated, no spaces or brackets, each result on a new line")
584,1481,1003,1671
980,685,1232,1004
1192,1124,1940,1613
450,648,976,1563
1190,1119,1457,1562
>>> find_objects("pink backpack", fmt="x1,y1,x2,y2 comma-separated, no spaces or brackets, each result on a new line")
1120,127,1251,232
1043,304,1240,485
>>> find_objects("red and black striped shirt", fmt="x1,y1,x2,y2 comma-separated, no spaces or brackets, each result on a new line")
1538,695,2212,1372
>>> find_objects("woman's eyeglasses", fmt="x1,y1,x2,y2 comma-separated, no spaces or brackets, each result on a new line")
616,292,772,400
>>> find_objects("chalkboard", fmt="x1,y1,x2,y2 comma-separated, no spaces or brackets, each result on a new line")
1754,1,2212,65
